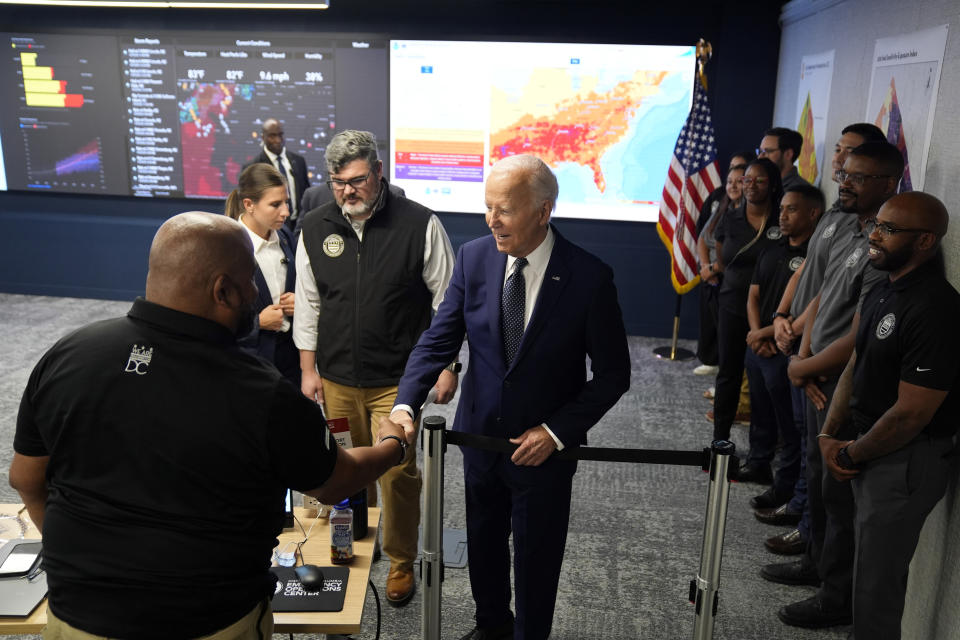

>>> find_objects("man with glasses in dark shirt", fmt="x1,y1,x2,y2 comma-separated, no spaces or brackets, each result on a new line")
772,141,903,629
818,192,958,639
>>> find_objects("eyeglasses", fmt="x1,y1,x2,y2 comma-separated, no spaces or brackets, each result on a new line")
864,217,932,237
756,146,779,156
326,171,372,191
836,170,890,187
740,177,769,185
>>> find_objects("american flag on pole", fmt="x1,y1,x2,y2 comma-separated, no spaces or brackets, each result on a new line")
656,75,721,294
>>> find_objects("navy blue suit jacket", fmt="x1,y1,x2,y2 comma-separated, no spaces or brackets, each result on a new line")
237,226,297,365
396,226,631,469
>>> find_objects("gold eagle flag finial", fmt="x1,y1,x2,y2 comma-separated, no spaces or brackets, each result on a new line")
696,39,712,91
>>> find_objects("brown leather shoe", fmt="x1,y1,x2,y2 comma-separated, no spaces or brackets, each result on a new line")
386,566,415,607
765,528,804,555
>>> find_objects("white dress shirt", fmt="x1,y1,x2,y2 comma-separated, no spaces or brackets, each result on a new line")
262,146,297,217
293,209,455,352
240,217,290,332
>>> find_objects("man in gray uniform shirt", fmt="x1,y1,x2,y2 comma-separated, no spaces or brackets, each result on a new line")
769,141,904,629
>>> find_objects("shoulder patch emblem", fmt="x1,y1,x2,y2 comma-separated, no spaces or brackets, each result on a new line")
322,234,345,258
876,313,896,340
766,226,782,240
845,246,863,268
124,344,154,375
788,256,804,271
821,222,837,239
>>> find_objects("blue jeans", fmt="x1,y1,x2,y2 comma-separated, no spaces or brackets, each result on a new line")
743,348,800,499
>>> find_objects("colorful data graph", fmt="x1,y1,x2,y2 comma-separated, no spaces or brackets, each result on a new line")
55,139,101,176
19,51,85,108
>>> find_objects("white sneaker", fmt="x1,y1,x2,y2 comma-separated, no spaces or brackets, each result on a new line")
693,364,719,376
703,387,715,399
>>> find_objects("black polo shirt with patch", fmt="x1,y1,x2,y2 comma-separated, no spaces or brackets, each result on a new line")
850,256,960,438
714,203,782,316
15,298,339,639
751,238,808,328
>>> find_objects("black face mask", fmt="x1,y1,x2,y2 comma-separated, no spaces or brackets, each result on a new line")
234,300,257,338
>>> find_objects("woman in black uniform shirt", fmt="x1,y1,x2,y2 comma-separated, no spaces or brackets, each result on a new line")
225,163,301,387
710,158,783,442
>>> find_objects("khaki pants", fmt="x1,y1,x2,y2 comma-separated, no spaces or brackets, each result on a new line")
322,378,421,570
44,600,273,640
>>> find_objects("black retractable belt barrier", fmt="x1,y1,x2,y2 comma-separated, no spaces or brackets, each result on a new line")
419,417,737,640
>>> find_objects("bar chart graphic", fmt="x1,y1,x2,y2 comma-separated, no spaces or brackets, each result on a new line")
19,51,85,108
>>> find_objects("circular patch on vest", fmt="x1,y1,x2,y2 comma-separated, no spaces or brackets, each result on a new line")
822,222,837,239
322,234,345,257
788,256,804,271
875,313,896,340
766,226,782,240
845,246,863,268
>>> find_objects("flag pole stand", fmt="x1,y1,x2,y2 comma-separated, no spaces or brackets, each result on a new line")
654,294,696,361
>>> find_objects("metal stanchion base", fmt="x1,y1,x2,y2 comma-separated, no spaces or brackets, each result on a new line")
653,346,696,361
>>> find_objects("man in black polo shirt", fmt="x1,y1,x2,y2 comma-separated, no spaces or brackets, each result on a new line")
818,192,958,640
742,185,823,529
9,212,407,640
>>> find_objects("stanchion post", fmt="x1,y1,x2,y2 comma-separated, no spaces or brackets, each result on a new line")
690,440,736,640
420,415,446,640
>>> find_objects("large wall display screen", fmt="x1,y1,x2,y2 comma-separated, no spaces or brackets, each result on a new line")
0,31,388,198
390,40,696,222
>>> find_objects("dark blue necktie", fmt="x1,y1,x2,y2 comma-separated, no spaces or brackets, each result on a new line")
275,156,294,215
501,257,528,365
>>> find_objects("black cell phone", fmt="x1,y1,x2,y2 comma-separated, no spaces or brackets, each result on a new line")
0,541,42,577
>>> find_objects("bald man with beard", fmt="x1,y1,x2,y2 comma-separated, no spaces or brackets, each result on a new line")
9,212,406,640
816,193,958,639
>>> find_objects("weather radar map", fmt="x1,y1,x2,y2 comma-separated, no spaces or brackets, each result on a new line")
391,41,695,222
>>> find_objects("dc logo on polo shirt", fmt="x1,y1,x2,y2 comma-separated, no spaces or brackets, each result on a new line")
788,256,804,271
876,313,896,340
766,226,782,240
845,246,863,268
821,222,837,239
124,344,154,375
322,234,345,258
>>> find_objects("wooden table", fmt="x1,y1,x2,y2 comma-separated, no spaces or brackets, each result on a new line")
0,504,381,636
274,506,381,634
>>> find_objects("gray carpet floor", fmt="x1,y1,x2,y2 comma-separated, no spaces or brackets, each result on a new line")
0,293,847,639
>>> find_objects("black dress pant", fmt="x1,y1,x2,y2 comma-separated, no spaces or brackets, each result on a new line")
696,282,720,366
713,306,749,441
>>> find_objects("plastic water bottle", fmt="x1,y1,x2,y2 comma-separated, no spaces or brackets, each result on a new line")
330,499,354,564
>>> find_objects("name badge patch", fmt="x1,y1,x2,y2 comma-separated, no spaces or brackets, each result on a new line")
845,246,863,268
323,234,345,258
876,313,896,340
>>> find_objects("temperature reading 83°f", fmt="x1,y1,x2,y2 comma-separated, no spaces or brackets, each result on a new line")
259,70,290,82
186,69,205,80
225,69,243,81
305,71,324,83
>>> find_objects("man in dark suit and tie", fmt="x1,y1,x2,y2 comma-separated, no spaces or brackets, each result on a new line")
245,118,310,225
390,155,631,639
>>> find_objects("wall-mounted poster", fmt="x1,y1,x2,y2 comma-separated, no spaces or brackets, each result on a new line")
795,50,834,187
866,24,948,192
